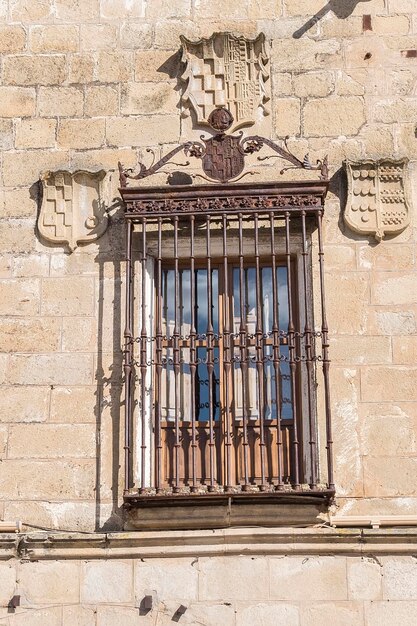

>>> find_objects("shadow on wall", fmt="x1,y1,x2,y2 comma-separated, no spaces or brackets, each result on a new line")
293,0,372,38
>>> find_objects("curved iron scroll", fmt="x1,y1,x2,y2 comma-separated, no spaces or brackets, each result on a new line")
118,132,328,187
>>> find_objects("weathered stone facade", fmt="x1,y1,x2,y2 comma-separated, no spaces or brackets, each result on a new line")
1,0,417,623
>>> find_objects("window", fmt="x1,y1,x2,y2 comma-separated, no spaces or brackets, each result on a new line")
121,182,334,505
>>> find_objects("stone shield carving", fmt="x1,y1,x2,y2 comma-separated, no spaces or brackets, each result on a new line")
38,170,109,251
180,32,269,129
344,159,410,241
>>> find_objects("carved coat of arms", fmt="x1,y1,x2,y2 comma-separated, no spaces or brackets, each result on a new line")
344,159,410,241
38,170,109,251
180,32,269,129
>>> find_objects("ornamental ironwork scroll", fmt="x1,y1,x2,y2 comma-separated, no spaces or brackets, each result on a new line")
118,107,328,187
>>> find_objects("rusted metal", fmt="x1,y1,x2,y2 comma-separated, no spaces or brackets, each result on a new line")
189,216,198,493
206,216,216,490
139,218,147,493
118,107,328,185
123,220,133,494
155,218,163,493
173,216,181,493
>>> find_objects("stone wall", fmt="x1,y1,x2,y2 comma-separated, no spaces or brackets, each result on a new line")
1,0,417,529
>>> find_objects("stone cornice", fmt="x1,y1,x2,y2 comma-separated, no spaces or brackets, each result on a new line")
2,527,417,561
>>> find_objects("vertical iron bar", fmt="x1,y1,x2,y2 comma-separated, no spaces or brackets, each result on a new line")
189,215,198,492
317,210,334,490
222,213,232,491
270,212,284,490
301,210,317,488
123,220,133,494
238,213,250,489
254,214,266,490
285,212,300,489
206,215,216,490
173,216,181,492
139,218,147,493
155,218,163,492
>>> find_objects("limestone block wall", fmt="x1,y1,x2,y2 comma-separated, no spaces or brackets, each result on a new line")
0,0,416,534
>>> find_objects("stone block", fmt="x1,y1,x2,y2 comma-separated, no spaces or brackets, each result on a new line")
3,54,66,86
29,25,79,53
0,563,15,605
0,220,36,255
49,252,99,276
96,50,134,82
382,557,417,600
322,245,356,269
13,254,50,277
393,336,417,364
301,602,364,626
374,98,417,123
3,189,37,219
147,0,191,19
69,147,136,172
336,71,365,96
55,0,100,21
0,86,36,117
100,0,145,19
63,605,97,626
358,403,416,456
58,118,106,149
0,317,61,352
372,272,417,305
106,115,179,147
10,607,62,626
9,0,53,21
81,561,133,603
5,500,110,532
293,71,334,97
80,23,117,50
347,558,382,600
273,72,293,96
121,82,178,115
0,119,13,150
326,273,369,334
237,603,299,626
362,366,417,402
284,0,326,15
50,386,98,423
358,244,414,270
68,54,95,83
41,276,95,316
389,0,417,12
154,20,200,50
3,149,70,187
363,456,417,496
373,15,411,34
199,556,269,601
8,423,95,458
62,317,97,352
360,125,395,157
0,355,7,385
273,98,301,137
320,16,363,39
303,97,366,137
330,335,391,365
18,561,80,604
120,22,154,49
14,118,56,149
85,85,119,117
272,38,342,72
0,425,7,458
38,86,84,117
0,459,95,499
135,558,198,603
365,601,417,626
135,50,180,82
96,606,148,626
7,354,94,386
0,386,49,423
0,256,12,278
369,307,417,335
269,556,347,601
0,25,26,52
0,278,39,316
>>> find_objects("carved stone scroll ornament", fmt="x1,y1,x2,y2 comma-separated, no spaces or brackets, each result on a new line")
180,32,269,130
344,159,410,241
38,170,109,251
118,107,328,186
